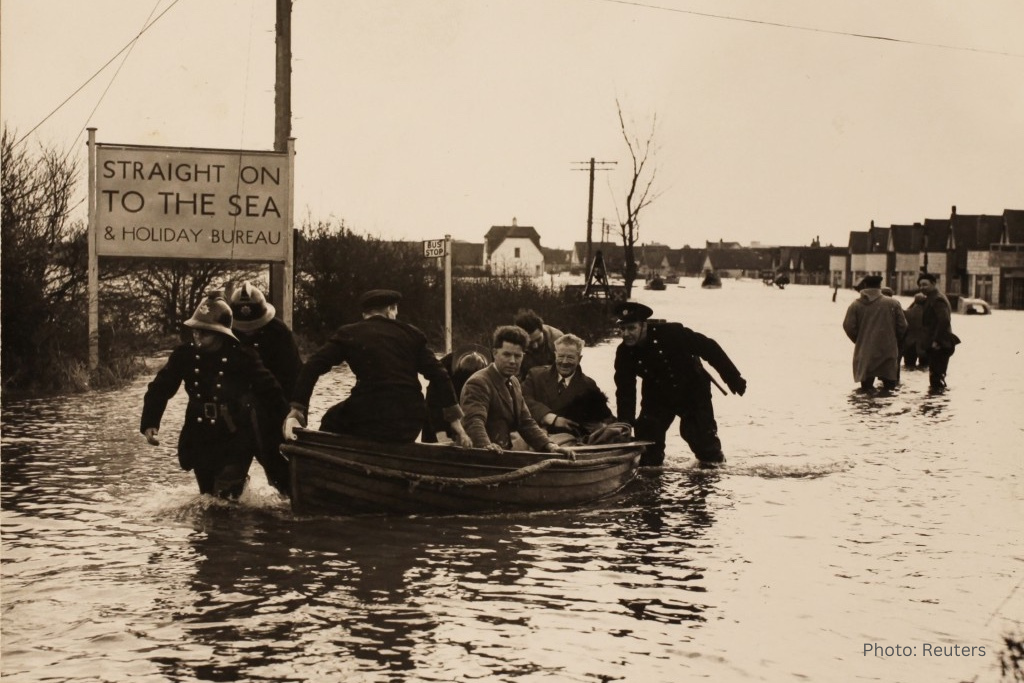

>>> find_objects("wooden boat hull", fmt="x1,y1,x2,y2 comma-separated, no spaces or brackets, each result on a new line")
283,429,646,515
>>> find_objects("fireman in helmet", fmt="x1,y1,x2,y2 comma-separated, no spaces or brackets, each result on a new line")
229,282,301,496
140,291,288,499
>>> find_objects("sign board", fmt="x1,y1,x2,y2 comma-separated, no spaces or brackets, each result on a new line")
423,239,446,258
94,143,290,261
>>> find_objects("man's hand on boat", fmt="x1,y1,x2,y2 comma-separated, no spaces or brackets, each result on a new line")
283,406,307,441
143,428,160,446
449,420,474,448
545,442,576,460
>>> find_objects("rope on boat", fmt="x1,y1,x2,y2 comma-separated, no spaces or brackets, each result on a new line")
284,444,639,489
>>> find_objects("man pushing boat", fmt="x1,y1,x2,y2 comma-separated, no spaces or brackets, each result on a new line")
613,301,747,467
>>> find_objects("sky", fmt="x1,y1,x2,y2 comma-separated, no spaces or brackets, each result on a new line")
2,0,1022,251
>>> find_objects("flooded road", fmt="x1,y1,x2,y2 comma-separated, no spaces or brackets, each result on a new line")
2,280,1021,682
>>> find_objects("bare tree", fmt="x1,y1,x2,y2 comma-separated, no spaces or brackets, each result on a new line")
1,125,86,389
613,99,660,298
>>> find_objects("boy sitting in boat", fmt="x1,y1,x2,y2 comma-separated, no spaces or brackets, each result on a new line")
460,325,574,456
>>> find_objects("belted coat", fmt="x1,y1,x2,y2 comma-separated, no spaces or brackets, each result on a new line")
140,341,287,471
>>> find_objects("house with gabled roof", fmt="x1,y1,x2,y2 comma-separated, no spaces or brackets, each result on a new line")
667,247,706,278
991,209,1024,308
920,218,953,286
541,246,572,274
484,218,545,277
452,241,486,275
791,246,845,285
847,230,871,284
865,223,891,286
948,206,1004,303
571,241,626,276
702,249,773,279
637,243,672,279
888,223,924,294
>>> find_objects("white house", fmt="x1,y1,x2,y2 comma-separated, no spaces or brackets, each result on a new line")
484,218,545,276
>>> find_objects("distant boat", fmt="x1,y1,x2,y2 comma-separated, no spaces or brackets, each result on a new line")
644,276,666,291
701,272,722,289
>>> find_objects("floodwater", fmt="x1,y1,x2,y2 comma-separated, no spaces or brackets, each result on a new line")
2,280,1021,683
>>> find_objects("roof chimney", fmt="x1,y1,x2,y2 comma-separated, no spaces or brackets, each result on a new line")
512,217,517,227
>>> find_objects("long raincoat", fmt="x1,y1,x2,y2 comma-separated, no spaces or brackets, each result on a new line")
842,289,909,383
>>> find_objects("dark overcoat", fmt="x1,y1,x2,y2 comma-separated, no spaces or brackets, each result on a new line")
140,342,287,472
235,317,301,494
614,321,742,421
236,317,302,396
292,316,461,442
842,290,908,382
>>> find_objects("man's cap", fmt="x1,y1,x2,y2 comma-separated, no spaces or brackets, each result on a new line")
614,301,654,325
854,275,883,291
229,281,276,332
359,289,402,310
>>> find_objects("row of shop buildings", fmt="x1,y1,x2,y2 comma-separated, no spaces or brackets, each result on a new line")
437,208,1024,309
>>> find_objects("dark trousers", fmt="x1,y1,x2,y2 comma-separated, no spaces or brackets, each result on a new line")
929,347,953,388
634,402,724,466
321,392,426,443
902,346,928,370
249,406,291,496
192,449,253,499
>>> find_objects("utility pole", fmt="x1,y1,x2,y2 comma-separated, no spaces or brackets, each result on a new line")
270,0,292,323
571,158,616,275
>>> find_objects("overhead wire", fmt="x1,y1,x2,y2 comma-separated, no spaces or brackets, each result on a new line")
43,1,169,223
62,0,166,165
13,0,184,149
592,0,1024,58
229,0,261,261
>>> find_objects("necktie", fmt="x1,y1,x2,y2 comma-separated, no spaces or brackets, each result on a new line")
558,378,568,394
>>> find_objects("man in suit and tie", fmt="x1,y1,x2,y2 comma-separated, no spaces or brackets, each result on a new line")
522,334,614,437
460,325,574,455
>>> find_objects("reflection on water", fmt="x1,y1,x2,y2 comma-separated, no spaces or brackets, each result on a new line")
3,281,1022,682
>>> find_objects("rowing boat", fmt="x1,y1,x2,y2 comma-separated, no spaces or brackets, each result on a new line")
282,429,647,515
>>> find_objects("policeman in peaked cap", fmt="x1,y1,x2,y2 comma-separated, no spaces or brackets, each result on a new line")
141,291,288,499
614,301,654,325
285,288,472,447
358,288,403,310
229,282,302,496
613,300,747,467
